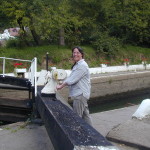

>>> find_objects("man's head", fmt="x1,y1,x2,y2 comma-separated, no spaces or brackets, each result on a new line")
72,46,84,62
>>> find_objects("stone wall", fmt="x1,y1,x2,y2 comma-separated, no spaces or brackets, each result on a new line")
57,71,150,103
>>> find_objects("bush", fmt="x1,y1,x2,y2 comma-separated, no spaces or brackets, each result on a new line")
5,38,28,48
5,38,19,48
91,31,121,58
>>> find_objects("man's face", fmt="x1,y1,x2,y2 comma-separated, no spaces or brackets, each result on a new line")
72,48,82,62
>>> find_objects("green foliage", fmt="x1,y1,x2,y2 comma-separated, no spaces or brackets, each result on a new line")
0,0,150,47
91,31,120,58
105,0,150,45
0,10,11,29
5,38,27,48
65,30,82,48
52,56,61,64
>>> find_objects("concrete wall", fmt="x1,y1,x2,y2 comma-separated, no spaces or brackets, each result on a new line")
91,71,150,98
58,71,150,102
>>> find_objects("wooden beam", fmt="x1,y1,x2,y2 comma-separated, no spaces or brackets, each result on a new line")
36,87,118,150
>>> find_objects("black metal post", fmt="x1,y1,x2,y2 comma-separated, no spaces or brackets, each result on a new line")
46,52,49,71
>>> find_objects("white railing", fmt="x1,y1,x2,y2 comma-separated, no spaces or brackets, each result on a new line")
0,57,37,96
28,57,37,96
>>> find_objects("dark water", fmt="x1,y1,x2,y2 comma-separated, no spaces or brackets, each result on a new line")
89,89,150,114
0,121,12,126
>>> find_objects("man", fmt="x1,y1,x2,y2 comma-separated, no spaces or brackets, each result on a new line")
56,46,92,126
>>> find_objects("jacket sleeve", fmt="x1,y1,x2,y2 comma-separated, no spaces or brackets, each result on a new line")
64,65,87,85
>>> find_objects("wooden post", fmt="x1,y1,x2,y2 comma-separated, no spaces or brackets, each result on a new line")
46,52,49,71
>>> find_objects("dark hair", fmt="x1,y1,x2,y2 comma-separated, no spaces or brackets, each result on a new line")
72,46,84,58
71,46,84,70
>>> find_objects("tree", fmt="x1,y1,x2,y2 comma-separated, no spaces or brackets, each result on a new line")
69,0,105,44
0,11,11,31
104,0,150,46
0,0,41,45
125,0,150,45
0,0,149,47
37,0,83,46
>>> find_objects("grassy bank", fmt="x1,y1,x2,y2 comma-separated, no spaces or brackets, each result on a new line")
0,44,150,73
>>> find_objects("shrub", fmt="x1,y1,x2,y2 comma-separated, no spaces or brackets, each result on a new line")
5,38,19,48
5,38,28,48
91,31,121,58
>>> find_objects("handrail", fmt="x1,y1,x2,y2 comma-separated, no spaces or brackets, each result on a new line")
2,57,5,77
0,57,32,62
0,56,37,96
28,57,37,96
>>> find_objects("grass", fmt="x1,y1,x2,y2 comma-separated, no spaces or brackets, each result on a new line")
118,45,150,64
0,44,150,73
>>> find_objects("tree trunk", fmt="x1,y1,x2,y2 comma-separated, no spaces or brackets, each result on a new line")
59,28,65,45
30,27,41,46
17,17,30,46
29,16,41,46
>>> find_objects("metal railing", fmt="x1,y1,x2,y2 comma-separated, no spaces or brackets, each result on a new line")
28,57,37,96
0,57,37,96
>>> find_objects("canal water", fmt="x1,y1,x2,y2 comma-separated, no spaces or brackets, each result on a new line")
89,89,150,113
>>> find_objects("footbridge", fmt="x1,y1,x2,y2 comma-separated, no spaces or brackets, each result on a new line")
0,57,118,150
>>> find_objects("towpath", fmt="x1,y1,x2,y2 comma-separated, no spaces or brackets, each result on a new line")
91,105,139,150
0,105,142,150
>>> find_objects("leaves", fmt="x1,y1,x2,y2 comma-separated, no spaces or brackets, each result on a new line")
0,0,149,47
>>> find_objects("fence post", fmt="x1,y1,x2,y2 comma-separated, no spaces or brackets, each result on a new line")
3,57,5,77
46,52,49,71
34,57,37,97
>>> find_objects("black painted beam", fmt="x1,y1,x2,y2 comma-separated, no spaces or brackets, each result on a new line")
0,75,31,88
36,87,118,150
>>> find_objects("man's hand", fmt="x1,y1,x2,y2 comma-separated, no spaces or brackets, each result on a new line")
56,82,67,90
56,84,63,90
